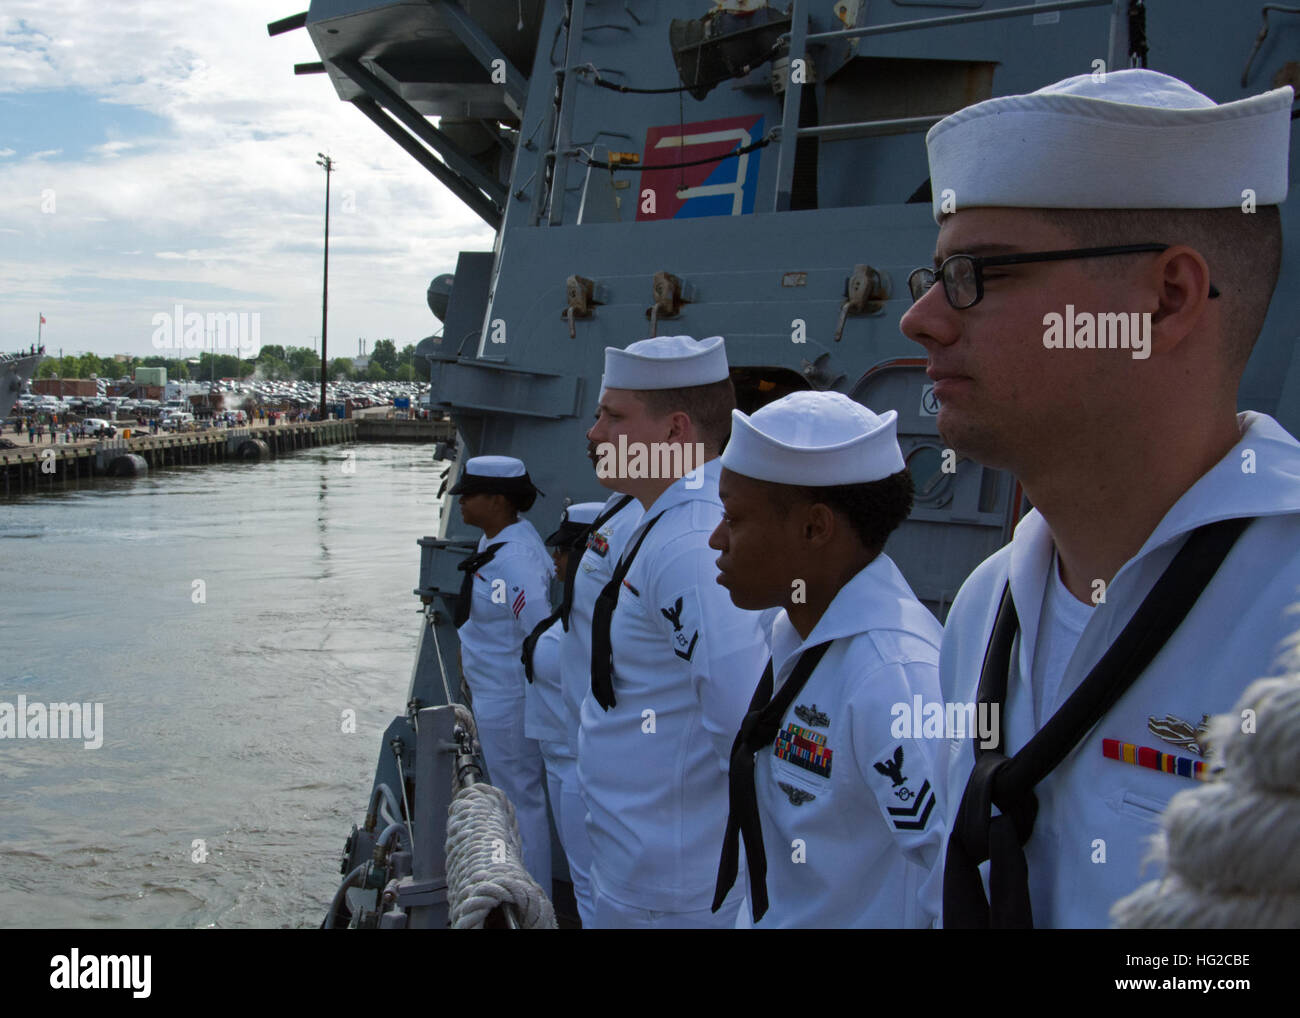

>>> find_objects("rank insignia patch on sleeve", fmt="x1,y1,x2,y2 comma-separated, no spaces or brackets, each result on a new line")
794,703,829,727
778,781,816,806
885,779,935,830
873,746,907,787
660,595,699,661
874,746,935,831
774,723,832,778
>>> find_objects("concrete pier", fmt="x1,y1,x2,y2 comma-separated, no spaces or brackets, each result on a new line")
1,419,360,495
354,417,454,442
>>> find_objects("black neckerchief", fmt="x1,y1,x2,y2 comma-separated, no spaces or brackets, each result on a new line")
589,510,665,710
567,495,635,632
454,542,506,628
943,516,1252,928
521,495,636,682
714,641,834,922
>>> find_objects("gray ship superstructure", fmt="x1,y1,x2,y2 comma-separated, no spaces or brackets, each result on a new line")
1,350,43,421
269,0,1300,927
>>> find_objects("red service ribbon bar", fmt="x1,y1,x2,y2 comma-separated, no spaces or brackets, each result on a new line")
1102,738,1207,781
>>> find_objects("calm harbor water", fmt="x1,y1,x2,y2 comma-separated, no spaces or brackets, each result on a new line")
0,442,445,928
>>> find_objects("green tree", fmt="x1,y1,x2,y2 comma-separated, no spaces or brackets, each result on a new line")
395,362,417,382
287,346,321,379
258,344,286,364
370,338,398,374
329,357,355,381
366,360,390,381
261,356,292,381
211,354,244,379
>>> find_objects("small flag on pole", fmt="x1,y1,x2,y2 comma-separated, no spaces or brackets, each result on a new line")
40,315,46,324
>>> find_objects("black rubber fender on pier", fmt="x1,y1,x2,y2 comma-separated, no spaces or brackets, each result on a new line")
237,438,270,461
106,454,148,477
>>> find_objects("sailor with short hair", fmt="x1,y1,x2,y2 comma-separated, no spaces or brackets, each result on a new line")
899,70,1300,927
579,334,768,929
452,454,554,891
709,391,946,927
521,500,607,921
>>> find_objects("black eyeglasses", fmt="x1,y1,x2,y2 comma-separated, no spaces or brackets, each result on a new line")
908,243,1221,310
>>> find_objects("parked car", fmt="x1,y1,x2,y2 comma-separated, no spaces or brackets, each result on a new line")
82,418,116,438
160,412,195,431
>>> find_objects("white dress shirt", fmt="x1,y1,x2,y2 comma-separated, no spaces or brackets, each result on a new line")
749,554,946,928
578,458,769,912
559,494,644,756
457,519,554,712
938,412,1300,927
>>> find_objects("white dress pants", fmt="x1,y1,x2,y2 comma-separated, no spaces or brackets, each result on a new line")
589,866,743,930
473,697,552,893
539,741,594,926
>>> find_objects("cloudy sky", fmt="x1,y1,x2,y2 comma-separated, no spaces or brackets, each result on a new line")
1,1,497,361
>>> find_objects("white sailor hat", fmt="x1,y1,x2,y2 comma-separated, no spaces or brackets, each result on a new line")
721,391,905,486
543,500,605,547
602,335,730,391
448,454,543,508
926,69,1293,222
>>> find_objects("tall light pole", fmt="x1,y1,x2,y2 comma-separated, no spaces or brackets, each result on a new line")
316,152,334,420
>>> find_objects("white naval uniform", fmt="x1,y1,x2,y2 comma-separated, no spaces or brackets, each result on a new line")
561,494,645,757
556,493,642,925
526,616,593,916
457,518,555,890
578,459,768,926
745,554,946,928
525,617,568,747
938,412,1300,927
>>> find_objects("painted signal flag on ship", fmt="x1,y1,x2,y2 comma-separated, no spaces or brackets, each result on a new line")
637,114,764,221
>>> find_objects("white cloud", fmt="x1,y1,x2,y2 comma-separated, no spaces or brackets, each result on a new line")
0,1,498,358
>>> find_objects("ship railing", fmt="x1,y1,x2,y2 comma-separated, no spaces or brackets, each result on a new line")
771,0,1117,211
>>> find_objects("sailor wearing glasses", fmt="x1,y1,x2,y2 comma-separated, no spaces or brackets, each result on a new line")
901,70,1299,928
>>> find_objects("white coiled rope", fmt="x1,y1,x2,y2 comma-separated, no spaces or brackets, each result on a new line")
1111,636,1300,929
444,705,556,929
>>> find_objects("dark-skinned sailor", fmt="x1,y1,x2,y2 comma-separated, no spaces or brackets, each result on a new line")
521,500,606,922
453,455,554,891
710,391,946,927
